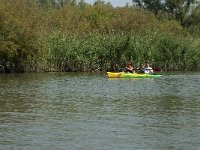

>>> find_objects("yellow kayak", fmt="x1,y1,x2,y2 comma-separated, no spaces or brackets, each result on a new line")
107,72,162,78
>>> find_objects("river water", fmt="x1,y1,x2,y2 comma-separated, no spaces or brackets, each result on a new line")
0,72,200,150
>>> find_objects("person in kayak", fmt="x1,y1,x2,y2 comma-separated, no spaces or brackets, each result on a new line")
125,63,135,73
142,62,154,74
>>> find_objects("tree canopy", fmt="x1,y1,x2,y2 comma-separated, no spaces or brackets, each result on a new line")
132,0,197,25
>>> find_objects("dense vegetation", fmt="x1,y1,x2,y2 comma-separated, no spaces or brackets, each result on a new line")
0,0,200,73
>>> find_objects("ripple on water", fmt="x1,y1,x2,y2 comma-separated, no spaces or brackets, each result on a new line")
0,72,200,150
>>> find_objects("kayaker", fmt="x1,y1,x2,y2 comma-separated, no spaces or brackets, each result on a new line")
125,63,134,73
143,62,154,74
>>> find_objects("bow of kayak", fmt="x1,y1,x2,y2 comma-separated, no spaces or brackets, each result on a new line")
107,72,162,78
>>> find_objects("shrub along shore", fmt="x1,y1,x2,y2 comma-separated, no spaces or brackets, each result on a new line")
0,0,200,73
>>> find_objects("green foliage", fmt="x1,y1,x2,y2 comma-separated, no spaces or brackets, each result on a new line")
132,0,196,25
0,0,199,73
183,4,200,35
132,0,163,15
0,9,41,72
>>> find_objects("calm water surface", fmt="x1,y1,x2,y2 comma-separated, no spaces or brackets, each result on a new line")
0,72,200,150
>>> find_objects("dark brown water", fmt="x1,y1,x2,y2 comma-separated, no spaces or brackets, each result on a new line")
0,72,200,150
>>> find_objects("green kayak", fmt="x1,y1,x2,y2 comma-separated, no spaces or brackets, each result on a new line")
107,72,162,78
